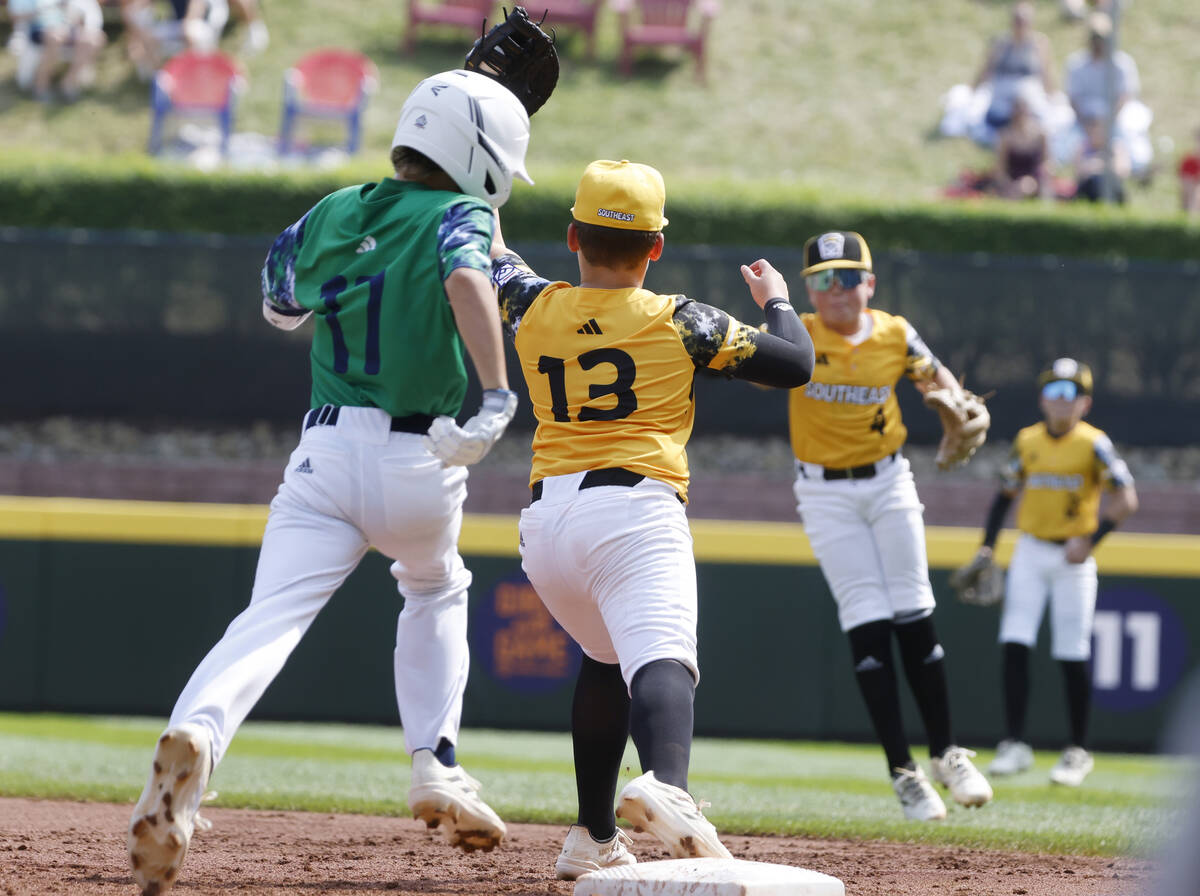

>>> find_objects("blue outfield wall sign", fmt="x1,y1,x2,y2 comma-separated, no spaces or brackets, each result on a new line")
1091,587,1190,714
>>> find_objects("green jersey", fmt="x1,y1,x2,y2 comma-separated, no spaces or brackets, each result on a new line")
262,179,494,418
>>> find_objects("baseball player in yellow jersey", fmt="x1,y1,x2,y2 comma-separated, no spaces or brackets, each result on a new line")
490,160,816,877
967,358,1137,786
786,231,993,821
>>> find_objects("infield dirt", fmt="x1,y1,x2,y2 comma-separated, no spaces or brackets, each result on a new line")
0,797,1151,896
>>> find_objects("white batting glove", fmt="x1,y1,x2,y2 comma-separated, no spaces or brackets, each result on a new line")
423,389,518,467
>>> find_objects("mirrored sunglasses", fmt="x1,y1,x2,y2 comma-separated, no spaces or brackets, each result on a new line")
1042,380,1079,401
805,268,869,291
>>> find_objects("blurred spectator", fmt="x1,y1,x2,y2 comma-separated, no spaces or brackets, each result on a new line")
994,88,1051,199
1072,115,1129,203
118,0,229,78
973,2,1055,132
9,0,107,102
1061,11,1153,177
228,0,267,55
1065,13,1135,124
1061,0,1128,21
1179,127,1200,215
939,1,1074,150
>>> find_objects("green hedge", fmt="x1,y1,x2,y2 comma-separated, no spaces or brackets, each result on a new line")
2,152,1198,260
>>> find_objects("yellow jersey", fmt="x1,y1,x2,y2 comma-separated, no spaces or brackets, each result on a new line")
1002,420,1134,541
494,255,767,500
787,309,938,468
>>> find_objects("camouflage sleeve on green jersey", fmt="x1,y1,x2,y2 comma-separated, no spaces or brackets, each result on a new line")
261,209,312,318
436,200,494,282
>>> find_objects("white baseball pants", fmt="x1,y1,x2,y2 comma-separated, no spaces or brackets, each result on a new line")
999,533,1098,661
169,407,473,766
792,454,936,632
518,473,699,689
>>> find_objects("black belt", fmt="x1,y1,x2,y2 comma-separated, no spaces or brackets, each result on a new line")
817,451,899,481
530,467,645,503
303,404,435,435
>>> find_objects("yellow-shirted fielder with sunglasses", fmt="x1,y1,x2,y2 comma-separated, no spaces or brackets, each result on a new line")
785,231,994,821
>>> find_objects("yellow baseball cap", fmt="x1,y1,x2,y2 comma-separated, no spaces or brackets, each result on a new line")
571,159,668,232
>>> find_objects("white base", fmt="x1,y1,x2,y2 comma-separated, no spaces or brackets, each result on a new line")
573,858,845,896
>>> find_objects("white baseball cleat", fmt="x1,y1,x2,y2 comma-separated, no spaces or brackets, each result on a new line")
616,771,732,860
408,748,506,853
554,824,637,880
931,746,994,807
892,765,947,821
988,739,1034,776
1049,746,1095,787
127,726,215,896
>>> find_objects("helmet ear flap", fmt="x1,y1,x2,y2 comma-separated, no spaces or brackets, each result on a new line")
391,69,532,207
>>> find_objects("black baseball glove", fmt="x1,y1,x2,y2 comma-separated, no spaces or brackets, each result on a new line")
463,5,559,116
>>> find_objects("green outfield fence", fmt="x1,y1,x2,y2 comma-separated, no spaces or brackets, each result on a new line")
1,497,1197,753
3,228,1200,445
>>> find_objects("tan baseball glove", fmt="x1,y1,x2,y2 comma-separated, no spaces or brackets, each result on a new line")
924,382,990,471
949,551,1005,606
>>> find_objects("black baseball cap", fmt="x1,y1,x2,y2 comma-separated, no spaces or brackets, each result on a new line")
801,231,873,276
1038,357,1094,395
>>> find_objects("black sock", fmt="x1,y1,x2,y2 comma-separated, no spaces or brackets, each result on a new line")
847,620,912,774
571,656,630,839
1060,660,1091,748
1002,642,1031,741
629,659,695,791
433,737,456,767
894,614,953,758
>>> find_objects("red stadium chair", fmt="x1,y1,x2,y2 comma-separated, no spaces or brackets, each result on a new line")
278,49,380,156
148,50,245,156
536,0,603,59
611,0,718,82
405,0,495,53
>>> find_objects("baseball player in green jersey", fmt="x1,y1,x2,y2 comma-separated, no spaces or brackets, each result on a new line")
490,160,816,877
127,70,531,895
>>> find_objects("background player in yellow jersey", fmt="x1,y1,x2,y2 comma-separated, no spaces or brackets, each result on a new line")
965,358,1137,786
786,231,993,821
490,160,816,878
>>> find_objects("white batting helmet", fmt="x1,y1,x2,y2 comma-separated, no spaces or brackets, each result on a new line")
391,69,533,208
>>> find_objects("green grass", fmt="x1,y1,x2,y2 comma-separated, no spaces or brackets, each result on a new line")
0,712,1186,856
0,0,1197,215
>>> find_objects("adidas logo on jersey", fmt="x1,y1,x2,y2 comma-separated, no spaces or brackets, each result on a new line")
577,318,603,335
357,236,377,254
815,352,830,365
294,457,313,474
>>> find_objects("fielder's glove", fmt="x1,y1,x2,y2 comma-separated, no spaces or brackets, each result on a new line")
463,5,559,116
924,382,990,471
949,551,1005,607
424,389,519,466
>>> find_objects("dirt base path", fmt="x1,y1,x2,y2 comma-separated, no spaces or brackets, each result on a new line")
0,797,1152,896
